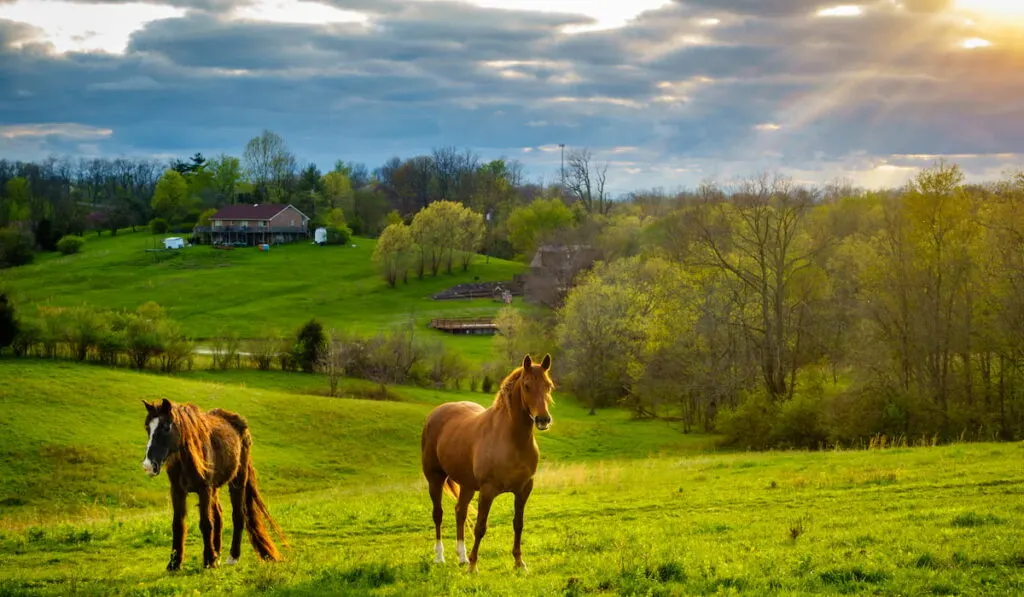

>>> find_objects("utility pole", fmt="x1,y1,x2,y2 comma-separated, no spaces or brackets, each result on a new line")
559,143,565,185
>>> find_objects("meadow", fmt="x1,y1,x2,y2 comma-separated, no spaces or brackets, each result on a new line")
1,360,1022,596
0,230,527,365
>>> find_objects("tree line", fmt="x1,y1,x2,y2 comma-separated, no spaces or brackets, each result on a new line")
0,130,612,269
527,163,1024,448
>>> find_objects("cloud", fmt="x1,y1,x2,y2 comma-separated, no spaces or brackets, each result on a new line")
0,0,1021,193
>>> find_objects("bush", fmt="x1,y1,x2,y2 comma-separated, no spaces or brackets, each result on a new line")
0,292,18,352
716,390,779,450
326,225,353,246
150,218,169,234
0,225,35,268
56,235,85,255
295,319,326,373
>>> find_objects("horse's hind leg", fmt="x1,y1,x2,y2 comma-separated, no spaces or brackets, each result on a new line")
197,488,219,568
227,482,245,564
427,473,446,563
212,492,224,556
455,486,475,565
467,485,497,574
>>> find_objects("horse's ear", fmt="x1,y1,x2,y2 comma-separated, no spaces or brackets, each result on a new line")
142,400,156,414
522,354,532,370
159,398,172,414
541,353,551,371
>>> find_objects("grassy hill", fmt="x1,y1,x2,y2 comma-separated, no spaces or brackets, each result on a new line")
0,230,528,365
2,360,1022,596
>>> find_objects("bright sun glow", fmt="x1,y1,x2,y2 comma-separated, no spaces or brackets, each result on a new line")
454,0,673,33
0,0,184,54
231,0,368,26
953,0,1024,21
962,37,992,49
816,5,864,17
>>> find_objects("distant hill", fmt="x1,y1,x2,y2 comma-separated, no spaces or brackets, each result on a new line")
0,230,528,365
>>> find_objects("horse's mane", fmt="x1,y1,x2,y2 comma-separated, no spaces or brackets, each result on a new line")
491,367,524,418
491,365,554,418
170,402,213,479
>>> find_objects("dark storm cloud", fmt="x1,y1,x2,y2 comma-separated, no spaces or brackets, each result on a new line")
0,0,1022,187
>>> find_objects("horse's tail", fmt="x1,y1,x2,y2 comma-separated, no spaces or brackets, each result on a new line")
240,432,287,562
443,477,476,522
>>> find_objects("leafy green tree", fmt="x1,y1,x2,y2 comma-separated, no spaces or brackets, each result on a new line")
372,222,416,287
151,170,192,226
506,197,574,260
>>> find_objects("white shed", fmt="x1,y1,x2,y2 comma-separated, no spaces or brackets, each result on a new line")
314,227,328,245
163,237,185,250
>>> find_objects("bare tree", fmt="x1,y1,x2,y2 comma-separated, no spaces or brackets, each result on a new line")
317,329,352,397
564,148,610,215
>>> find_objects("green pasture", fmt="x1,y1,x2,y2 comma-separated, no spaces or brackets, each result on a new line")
1,361,1022,596
0,230,527,366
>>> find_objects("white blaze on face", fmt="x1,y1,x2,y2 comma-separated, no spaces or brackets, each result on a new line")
142,418,159,475
434,540,445,563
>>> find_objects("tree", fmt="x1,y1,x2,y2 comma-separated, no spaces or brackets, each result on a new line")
243,129,296,201
209,154,243,205
687,173,827,401
410,200,464,276
506,197,574,259
372,222,416,287
318,329,352,397
564,148,610,215
151,170,191,226
322,170,354,213
456,207,485,271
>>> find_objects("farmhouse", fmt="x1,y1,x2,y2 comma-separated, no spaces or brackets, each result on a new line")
193,203,310,246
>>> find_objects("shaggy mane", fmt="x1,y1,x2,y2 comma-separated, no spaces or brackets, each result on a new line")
171,403,213,479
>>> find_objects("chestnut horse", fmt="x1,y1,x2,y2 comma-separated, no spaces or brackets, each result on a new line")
141,398,286,571
420,354,554,572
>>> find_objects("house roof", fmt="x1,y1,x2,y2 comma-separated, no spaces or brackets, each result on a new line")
212,203,307,220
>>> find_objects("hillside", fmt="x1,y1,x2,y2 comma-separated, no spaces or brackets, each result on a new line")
1,361,1021,596
0,360,706,518
0,230,528,364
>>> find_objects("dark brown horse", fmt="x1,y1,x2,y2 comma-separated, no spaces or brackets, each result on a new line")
421,354,554,572
141,398,286,571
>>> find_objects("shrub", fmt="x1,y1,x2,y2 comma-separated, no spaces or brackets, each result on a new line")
149,218,169,234
0,292,18,352
326,225,353,246
0,225,35,268
295,319,326,373
56,235,85,255
716,389,779,450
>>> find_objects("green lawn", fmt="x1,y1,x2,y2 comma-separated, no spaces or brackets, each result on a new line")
0,230,527,366
1,360,1022,596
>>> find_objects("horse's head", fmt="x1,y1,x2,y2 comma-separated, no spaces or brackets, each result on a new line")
141,398,177,477
518,353,554,431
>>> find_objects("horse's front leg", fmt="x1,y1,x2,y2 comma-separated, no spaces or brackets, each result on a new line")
512,479,534,572
167,486,187,572
467,485,497,573
197,488,219,568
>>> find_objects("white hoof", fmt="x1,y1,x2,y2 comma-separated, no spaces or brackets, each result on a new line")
226,556,238,566
457,540,469,565
434,540,445,564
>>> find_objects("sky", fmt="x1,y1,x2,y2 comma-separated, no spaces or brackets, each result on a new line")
0,0,1023,195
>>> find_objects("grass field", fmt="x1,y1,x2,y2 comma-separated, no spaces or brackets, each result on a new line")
0,230,527,365
2,360,1022,596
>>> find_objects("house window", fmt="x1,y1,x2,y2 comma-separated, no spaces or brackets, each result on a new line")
214,220,222,227
259,220,266,227
290,219,295,226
